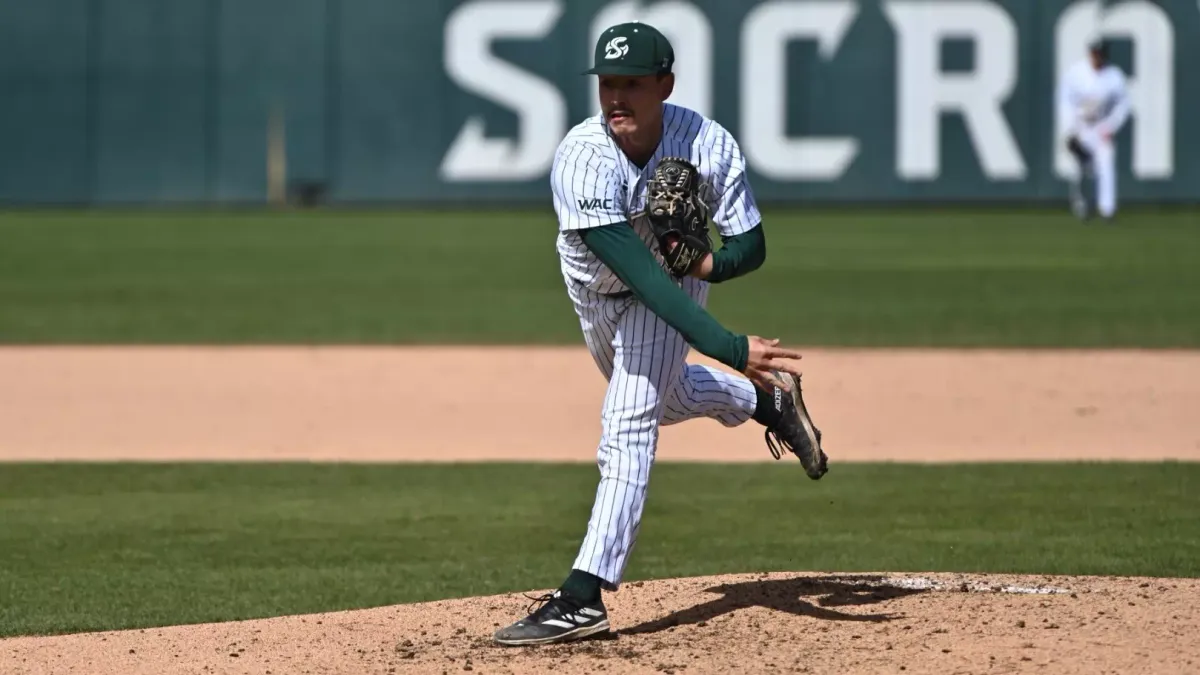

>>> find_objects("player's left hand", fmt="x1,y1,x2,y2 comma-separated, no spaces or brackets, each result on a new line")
743,337,804,391
645,157,712,278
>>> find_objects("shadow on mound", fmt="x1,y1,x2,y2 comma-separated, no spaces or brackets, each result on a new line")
621,574,925,636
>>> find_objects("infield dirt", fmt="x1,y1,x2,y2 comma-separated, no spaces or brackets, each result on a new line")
1,346,1198,674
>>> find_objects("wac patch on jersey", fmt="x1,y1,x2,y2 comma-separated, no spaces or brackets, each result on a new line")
576,198,615,210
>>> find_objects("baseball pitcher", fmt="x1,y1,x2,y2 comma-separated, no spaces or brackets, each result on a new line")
493,22,828,646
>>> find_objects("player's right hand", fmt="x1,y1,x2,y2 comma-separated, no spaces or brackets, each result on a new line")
743,336,805,391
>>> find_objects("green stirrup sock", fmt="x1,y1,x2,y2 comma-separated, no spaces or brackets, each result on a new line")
752,384,784,428
560,569,603,603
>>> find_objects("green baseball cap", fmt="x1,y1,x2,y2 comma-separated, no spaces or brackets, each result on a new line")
583,22,675,76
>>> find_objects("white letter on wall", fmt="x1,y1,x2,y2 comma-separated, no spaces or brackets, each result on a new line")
885,0,1026,180
441,1,565,181
1054,0,1174,179
740,0,860,181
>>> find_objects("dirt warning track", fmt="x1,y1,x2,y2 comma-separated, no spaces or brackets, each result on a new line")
1,346,1197,463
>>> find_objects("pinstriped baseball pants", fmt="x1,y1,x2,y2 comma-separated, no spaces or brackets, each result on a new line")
566,276,757,590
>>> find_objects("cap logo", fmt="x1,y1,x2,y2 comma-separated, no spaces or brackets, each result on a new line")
604,37,629,60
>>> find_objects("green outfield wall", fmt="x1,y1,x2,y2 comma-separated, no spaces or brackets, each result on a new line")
0,0,1194,205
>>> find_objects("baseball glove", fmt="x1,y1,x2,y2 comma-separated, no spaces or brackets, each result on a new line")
644,157,711,277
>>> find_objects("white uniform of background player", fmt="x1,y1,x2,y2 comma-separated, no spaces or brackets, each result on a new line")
1058,39,1131,221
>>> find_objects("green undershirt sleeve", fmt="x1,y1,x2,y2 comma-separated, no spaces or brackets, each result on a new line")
578,224,749,372
706,223,766,284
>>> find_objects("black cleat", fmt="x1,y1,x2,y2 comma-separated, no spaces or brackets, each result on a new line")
493,590,610,646
764,372,829,480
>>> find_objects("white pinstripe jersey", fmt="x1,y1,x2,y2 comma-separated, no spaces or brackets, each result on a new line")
550,103,762,295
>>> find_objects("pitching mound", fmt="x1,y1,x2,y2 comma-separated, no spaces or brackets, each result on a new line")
5,572,1198,675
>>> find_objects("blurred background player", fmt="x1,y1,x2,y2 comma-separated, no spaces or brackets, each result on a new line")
1057,39,1131,222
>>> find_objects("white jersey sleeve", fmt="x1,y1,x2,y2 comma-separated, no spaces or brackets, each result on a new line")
1056,62,1082,137
701,123,762,238
1096,67,1131,137
550,139,627,232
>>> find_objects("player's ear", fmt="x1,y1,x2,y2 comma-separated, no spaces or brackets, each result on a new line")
659,73,675,100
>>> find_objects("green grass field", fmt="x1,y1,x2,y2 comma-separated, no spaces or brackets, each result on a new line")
2,208,1198,640
1,208,1197,346
1,462,1198,638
